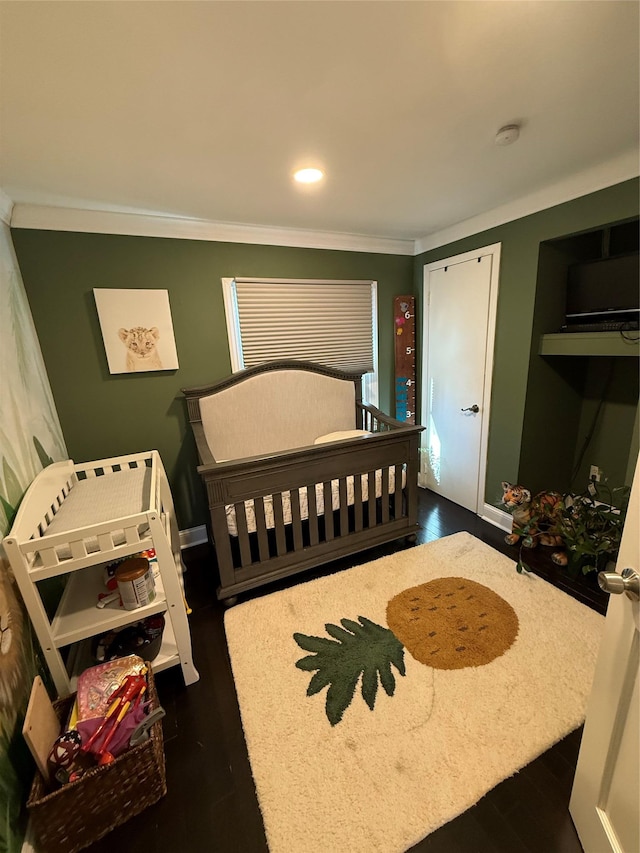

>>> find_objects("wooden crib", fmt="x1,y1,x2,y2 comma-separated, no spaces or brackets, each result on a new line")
182,361,423,602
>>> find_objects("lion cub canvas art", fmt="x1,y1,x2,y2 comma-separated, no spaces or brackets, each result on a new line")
118,326,163,372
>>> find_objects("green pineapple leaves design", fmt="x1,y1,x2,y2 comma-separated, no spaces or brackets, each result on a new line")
294,617,406,726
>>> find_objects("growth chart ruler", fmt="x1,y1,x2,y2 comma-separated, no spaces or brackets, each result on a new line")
394,295,416,424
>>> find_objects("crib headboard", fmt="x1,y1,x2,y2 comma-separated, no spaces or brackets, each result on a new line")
182,361,364,463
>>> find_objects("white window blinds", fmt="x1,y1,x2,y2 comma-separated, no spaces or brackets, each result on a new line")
223,278,377,375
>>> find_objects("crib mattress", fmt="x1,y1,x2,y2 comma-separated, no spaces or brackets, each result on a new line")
225,467,405,536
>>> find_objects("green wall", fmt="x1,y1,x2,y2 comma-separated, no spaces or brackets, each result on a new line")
414,177,639,507
10,231,413,529
10,176,640,530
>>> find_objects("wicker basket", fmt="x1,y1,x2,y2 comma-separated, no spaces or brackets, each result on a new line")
27,668,166,853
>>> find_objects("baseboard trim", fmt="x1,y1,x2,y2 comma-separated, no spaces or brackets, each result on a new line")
179,525,209,550
481,503,512,533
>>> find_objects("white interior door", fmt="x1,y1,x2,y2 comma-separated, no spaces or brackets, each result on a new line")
421,245,499,513
569,452,640,853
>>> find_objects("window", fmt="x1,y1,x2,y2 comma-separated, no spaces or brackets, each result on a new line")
222,278,379,404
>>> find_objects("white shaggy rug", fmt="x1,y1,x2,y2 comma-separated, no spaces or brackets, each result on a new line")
224,532,604,853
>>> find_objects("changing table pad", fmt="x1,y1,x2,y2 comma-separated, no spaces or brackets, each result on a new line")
40,466,152,559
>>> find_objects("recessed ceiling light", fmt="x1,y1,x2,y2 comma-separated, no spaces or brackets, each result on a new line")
294,168,324,184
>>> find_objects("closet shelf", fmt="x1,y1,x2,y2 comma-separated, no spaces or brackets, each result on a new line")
539,331,639,357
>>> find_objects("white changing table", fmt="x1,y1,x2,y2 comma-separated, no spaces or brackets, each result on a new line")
3,450,199,696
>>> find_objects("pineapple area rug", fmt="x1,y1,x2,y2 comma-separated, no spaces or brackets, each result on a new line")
224,532,604,853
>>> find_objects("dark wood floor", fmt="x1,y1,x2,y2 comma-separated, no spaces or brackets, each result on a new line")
86,490,606,853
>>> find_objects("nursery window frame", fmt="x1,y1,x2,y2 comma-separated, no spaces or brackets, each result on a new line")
222,277,379,405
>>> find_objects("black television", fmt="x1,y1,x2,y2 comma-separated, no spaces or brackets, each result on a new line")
564,253,639,330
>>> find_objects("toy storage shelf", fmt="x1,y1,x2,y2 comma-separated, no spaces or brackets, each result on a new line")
3,450,199,697
66,619,180,692
50,563,170,646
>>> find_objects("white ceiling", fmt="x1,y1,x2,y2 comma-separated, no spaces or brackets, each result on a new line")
1,1,638,248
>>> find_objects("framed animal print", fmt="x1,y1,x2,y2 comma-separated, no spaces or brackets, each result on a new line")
94,288,179,374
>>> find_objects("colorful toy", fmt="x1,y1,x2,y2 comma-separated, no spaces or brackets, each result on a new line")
81,672,148,762
48,729,81,770
76,655,146,721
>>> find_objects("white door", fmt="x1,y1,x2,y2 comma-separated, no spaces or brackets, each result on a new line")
421,245,500,514
569,452,640,853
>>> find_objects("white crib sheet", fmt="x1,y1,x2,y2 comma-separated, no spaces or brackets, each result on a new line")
225,467,405,536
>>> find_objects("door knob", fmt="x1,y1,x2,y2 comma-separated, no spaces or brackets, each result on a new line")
598,568,639,601
461,404,479,413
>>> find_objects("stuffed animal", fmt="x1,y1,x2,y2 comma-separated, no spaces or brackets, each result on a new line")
501,482,568,566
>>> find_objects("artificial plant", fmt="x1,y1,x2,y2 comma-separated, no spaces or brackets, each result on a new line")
510,479,630,577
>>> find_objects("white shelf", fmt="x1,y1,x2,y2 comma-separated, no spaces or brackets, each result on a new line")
66,617,180,692
4,451,199,696
50,563,168,647
539,331,639,357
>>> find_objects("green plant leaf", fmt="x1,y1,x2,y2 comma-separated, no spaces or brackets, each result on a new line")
32,436,54,469
294,616,406,726
2,459,24,508
0,494,16,531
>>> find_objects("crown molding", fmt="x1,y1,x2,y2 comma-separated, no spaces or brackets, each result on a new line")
0,188,13,226
7,149,638,255
415,149,640,254
9,203,415,256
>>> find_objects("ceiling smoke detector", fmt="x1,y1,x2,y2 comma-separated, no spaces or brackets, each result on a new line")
494,124,520,146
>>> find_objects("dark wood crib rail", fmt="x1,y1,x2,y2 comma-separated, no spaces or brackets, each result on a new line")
182,362,423,601
201,426,421,599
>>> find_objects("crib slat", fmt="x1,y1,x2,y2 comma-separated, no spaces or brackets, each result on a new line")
253,497,270,562
234,501,252,566
272,493,287,556
354,474,363,532
290,489,303,551
338,477,348,536
394,464,403,518
308,486,319,546
211,509,235,587
323,482,334,540
368,471,376,527
381,467,390,523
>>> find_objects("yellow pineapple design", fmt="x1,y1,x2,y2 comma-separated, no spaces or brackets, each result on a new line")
294,577,518,725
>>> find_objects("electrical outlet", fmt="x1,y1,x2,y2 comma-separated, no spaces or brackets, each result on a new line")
589,465,601,482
